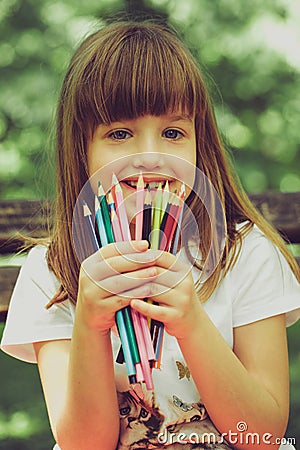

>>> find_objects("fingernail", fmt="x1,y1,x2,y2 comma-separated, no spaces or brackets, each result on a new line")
136,240,149,250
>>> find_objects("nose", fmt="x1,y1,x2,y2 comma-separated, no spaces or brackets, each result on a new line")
132,151,164,171
131,123,166,171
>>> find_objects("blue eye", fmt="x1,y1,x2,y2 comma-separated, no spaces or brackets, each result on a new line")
163,129,183,140
109,130,131,140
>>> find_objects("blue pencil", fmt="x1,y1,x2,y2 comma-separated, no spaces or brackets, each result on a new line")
83,201,99,252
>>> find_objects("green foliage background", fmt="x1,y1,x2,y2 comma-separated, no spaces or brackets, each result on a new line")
0,0,299,448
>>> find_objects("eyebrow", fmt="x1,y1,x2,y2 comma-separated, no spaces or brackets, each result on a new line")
169,114,193,123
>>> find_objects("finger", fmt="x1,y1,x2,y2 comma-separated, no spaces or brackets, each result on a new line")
146,281,175,305
92,266,157,297
152,266,191,291
81,240,149,273
97,240,149,261
116,283,152,299
139,249,188,273
130,298,171,323
93,294,133,316
82,248,158,281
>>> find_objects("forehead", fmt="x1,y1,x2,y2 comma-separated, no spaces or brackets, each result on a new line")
74,24,200,131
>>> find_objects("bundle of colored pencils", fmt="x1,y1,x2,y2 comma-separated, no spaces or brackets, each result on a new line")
83,173,185,389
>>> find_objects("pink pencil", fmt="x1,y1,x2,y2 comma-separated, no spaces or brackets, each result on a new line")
131,309,154,390
112,173,131,241
135,171,144,240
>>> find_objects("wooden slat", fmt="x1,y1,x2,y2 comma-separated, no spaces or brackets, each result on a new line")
0,199,52,254
0,266,20,321
250,192,300,244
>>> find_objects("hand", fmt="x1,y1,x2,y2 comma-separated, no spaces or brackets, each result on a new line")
130,250,202,340
76,240,158,335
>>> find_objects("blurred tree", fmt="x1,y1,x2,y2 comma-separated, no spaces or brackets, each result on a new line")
0,0,299,199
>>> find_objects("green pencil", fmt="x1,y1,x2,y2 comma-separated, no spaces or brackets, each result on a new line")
97,181,114,243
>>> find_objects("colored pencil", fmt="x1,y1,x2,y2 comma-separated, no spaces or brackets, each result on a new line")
171,183,185,254
160,180,169,225
131,308,154,389
112,173,131,241
122,307,144,382
116,308,138,384
95,195,108,246
160,196,179,251
98,182,114,243
142,187,152,244
151,182,163,249
135,171,144,240
107,191,123,242
83,201,99,252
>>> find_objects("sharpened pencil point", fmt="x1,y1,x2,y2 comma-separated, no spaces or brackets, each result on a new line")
112,173,118,186
137,172,144,188
83,201,92,217
98,181,105,197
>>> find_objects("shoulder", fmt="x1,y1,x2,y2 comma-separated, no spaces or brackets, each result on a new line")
22,244,49,272
0,244,75,363
235,223,278,261
229,223,300,327
19,244,58,294
231,223,293,281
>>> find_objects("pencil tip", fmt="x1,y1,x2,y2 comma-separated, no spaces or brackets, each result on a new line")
112,173,118,185
98,182,105,196
137,171,144,187
83,201,91,216
107,190,114,203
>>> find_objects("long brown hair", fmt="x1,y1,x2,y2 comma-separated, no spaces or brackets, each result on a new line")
46,20,299,306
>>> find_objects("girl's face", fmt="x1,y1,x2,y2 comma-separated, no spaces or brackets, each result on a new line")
87,113,196,223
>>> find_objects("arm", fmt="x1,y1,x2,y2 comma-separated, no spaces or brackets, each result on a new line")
177,309,289,449
130,250,290,450
34,239,157,450
34,330,119,450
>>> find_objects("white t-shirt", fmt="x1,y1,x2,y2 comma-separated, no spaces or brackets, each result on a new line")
1,224,299,449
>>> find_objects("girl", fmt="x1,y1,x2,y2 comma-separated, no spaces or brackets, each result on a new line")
1,21,300,450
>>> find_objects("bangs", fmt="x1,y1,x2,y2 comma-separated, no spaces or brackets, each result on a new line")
72,23,201,134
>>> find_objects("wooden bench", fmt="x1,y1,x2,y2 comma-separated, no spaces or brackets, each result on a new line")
0,193,300,321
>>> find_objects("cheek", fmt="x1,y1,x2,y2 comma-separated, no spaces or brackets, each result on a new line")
179,166,196,197
174,150,196,195
87,147,131,194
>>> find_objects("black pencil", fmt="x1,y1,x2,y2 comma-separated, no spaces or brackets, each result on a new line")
142,186,152,244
